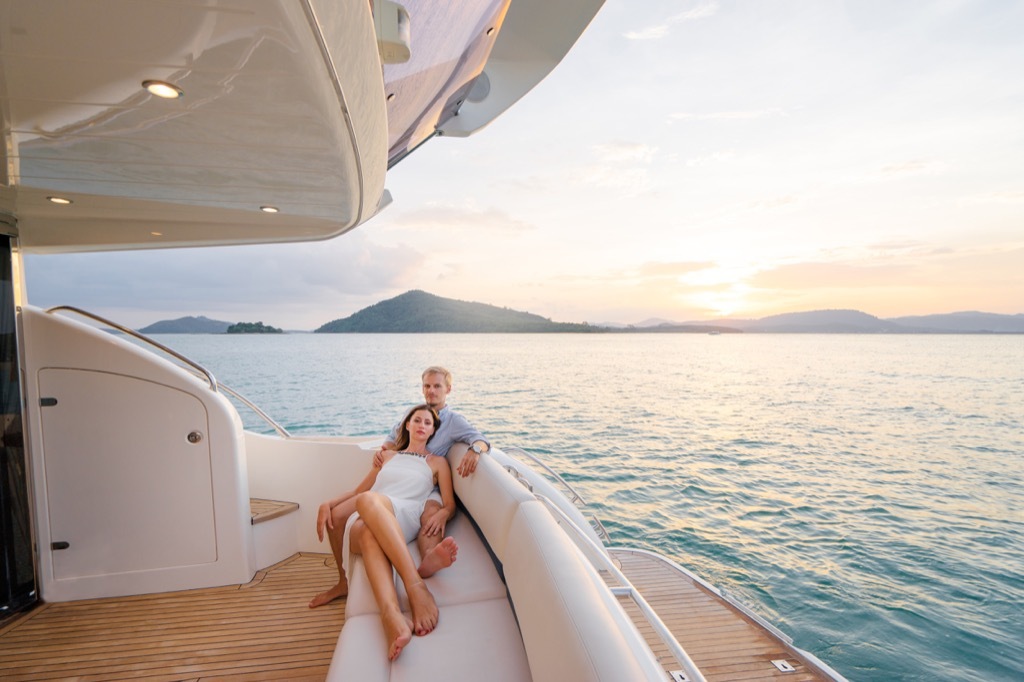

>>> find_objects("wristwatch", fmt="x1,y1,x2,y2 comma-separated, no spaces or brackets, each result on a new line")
470,443,486,455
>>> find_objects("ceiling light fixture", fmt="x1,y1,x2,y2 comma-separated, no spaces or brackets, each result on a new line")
142,79,184,99
47,196,72,205
260,206,279,213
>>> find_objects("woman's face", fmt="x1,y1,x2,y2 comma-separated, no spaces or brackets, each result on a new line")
407,409,436,441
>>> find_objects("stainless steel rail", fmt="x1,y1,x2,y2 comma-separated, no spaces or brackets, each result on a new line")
46,306,218,389
214,382,292,439
44,305,292,439
503,446,611,542
503,445,587,505
533,493,707,682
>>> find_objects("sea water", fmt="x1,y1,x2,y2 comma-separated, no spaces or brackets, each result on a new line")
152,333,1024,682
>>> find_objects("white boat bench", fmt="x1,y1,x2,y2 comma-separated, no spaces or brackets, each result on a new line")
326,444,664,681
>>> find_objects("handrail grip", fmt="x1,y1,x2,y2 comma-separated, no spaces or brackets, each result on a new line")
46,305,217,390
504,445,586,505
214,382,292,439
534,493,707,682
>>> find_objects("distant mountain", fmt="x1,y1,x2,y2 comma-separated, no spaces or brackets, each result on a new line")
735,309,901,333
886,311,1024,333
686,309,1023,333
316,290,599,333
138,315,233,334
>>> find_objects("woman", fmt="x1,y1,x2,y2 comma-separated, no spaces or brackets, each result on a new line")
313,404,459,660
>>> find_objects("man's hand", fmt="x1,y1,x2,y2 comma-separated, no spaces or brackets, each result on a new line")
372,447,394,469
315,502,333,542
457,449,480,477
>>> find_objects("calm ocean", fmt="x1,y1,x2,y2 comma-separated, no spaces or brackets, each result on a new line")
154,333,1024,682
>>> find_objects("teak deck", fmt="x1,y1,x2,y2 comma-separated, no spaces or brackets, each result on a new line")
607,548,832,681
0,553,343,681
0,551,835,681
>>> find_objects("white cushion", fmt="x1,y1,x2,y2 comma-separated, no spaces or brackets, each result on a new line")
450,452,535,562
346,510,507,618
503,501,664,682
326,614,390,682
328,599,530,682
396,512,508,609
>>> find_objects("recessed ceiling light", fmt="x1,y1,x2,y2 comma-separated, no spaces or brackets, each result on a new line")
142,79,184,99
260,206,279,213
486,27,495,36
47,196,72,205
387,93,396,102
150,231,163,236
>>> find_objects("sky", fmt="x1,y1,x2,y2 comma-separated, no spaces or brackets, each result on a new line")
23,0,1024,330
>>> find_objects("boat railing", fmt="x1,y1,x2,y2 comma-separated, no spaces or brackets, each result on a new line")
503,446,585,504
503,446,611,543
44,305,292,439
208,382,292,439
533,492,708,682
47,305,219,389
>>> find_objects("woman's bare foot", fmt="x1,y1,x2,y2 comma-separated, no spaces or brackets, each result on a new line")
418,536,459,578
381,609,414,661
308,579,348,608
406,580,439,635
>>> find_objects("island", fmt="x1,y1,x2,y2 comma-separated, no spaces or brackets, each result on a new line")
226,321,283,334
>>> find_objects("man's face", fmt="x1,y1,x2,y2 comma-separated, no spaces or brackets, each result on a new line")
422,372,451,410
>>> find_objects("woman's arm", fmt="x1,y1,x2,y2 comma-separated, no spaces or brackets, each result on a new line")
421,456,457,537
315,456,386,541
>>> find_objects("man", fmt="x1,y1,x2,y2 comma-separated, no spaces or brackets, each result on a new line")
309,366,490,608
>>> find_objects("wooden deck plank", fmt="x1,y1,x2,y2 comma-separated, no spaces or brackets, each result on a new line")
610,548,836,682
249,499,300,525
0,554,342,682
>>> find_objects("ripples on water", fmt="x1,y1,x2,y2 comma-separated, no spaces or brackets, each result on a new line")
155,333,1024,682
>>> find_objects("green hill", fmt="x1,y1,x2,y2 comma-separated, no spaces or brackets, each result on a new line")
315,290,599,333
138,315,232,334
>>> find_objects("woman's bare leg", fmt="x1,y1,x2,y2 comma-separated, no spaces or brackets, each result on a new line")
351,521,413,660
355,492,439,635
309,497,357,608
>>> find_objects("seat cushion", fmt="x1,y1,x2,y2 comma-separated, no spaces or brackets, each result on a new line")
450,453,535,563
503,501,664,681
345,510,507,618
328,598,530,682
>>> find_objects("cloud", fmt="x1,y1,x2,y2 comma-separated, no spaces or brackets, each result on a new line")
878,159,945,176
573,143,658,197
634,261,714,278
388,203,532,232
669,108,786,123
746,196,797,211
625,1,719,40
964,190,1024,204
750,261,912,289
592,142,657,164
24,232,423,326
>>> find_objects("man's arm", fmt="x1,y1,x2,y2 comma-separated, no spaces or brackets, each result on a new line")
445,410,489,477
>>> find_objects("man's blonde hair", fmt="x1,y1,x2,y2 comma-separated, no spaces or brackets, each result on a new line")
422,366,453,389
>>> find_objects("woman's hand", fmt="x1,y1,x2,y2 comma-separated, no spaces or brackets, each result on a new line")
315,502,333,542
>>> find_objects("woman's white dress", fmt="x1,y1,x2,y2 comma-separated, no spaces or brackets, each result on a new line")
342,453,436,574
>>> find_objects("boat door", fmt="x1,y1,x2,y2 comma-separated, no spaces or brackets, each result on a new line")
0,235,35,619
